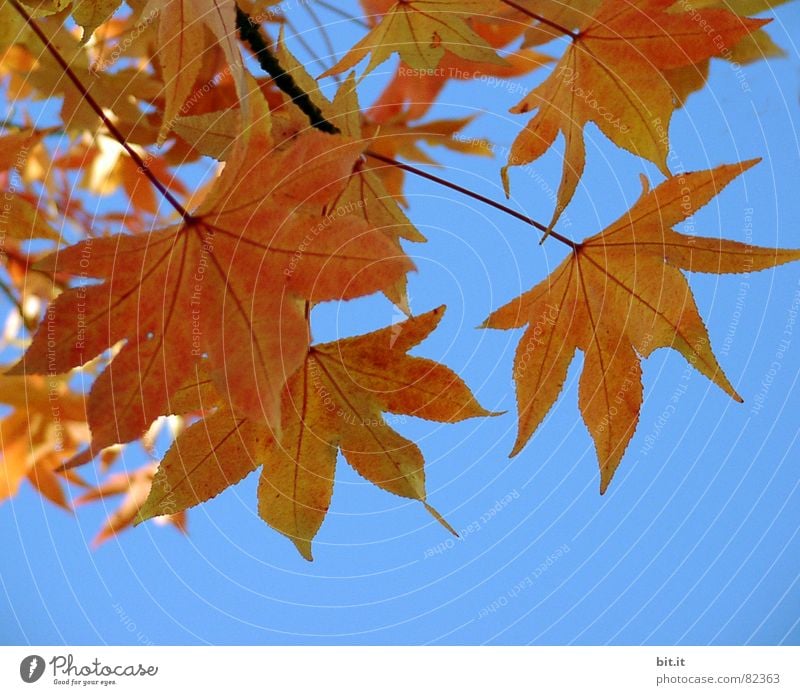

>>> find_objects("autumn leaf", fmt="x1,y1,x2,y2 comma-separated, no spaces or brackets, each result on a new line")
71,0,123,42
483,160,800,492
172,108,241,160
63,136,189,217
0,192,61,242
503,0,768,231
76,462,187,546
368,115,493,206
148,0,248,144
369,15,552,122
0,0,70,48
10,92,414,456
3,15,162,142
0,128,48,173
0,372,90,509
321,0,508,79
279,43,488,213
138,307,492,560
266,52,429,309
665,0,790,105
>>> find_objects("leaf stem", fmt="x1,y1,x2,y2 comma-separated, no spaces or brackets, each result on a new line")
8,0,192,221
500,0,579,40
365,151,577,249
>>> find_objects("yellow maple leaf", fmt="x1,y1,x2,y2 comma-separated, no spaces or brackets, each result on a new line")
503,0,767,231
138,307,492,559
321,0,508,79
484,160,800,492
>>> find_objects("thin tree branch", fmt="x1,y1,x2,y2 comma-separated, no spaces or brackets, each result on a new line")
8,0,192,221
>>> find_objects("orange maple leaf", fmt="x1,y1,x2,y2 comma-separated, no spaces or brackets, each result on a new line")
664,0,790,105
484,160,800,492
263,59,430,309
138,307,491,559
151,0,247,144
10,96,413,456
503,0,768,231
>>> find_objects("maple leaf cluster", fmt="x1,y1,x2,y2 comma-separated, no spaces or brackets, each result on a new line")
0,0,797,559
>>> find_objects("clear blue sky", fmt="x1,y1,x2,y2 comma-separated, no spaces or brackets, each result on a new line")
1,2,799,645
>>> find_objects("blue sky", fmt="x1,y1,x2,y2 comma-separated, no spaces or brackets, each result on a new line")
1,1,799,645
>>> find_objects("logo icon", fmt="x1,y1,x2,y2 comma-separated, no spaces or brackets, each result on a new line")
20,655,45,684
